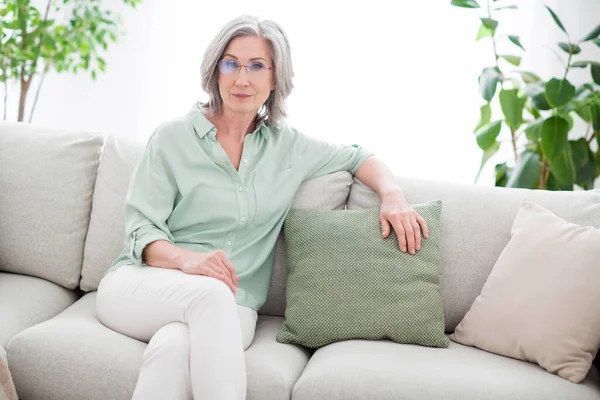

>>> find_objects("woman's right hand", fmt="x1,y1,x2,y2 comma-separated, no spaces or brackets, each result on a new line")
177,249,239,294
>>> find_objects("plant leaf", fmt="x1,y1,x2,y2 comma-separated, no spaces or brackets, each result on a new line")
476,120,502,150
479,67,502,102
594,38,600,47
523,118,544,141
476,23,494,41
499,89,526,130
451,0,480,8
508,35,525,50
571,60,600,68
495,162,511,187
500,55,521,66
518,71,541,83
480,18,498,31
581,24,600,42
558,42,581,55
475,141,501,183
493,5,518,10
541,116,570,161
570,138,589,169
572,99,594,122
592,65,600,85
474,103,492,132
506,151,541,189
549,145,576,186
525,83,552,111
545,78,575,108
546,172,574,191
545,6,567,35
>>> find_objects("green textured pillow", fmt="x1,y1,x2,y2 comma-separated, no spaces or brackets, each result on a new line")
276,200,449,349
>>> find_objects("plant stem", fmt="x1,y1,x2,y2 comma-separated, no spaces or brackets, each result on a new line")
540,156,550,189
510,128,518,161
3,76,7,121
28,63,49,123
588,130,597,145
487,0,503,90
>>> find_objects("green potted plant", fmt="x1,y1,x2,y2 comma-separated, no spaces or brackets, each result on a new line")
451,0,600,190
0,0,142,122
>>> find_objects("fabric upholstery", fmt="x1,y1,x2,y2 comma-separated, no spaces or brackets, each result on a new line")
0,272,78,348
277,202,448,349
259,171,353,317
292,339,600,400
80,135,146,291
0,122,104,289
451,201,600,383
7,293,309,400
348,177,600,332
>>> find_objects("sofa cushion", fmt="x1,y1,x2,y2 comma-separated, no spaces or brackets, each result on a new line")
277,201,448,349
348,177,600,332
451,201,600,383
291,339,600,400
7,293,143,400
259,171,353,317
81,135,146,291
0,122,104,289
7,293,310,400
0,272,78,348
246,316,312,400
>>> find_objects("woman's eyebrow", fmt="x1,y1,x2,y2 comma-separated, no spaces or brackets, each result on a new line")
223,53,268,63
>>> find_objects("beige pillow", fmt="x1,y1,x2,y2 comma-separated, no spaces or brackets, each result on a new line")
450,200,600,384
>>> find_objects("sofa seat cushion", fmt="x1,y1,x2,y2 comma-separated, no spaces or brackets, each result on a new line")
291,339,600,400
0,272,78,348
7,293,143,400
7,293,310,400
246,316,312,400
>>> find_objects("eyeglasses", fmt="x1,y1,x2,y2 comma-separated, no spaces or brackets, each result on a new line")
218,59,274,78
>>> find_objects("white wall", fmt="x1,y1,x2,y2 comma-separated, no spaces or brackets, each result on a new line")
2,0,599,186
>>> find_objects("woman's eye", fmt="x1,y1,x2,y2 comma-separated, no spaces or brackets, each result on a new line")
225,60,239,68
249,62,264,71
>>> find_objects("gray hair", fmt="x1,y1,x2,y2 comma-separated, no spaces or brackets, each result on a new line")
198,15,294,128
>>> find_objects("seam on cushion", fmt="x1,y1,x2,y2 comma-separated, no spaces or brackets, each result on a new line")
290,359,312,399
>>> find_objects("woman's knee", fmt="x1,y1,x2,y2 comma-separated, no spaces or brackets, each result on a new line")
190,276,236,306
143,322,190,363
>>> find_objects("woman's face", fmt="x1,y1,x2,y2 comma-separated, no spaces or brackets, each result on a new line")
218,36,276,118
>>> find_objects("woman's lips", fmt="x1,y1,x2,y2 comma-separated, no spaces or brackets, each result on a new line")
233,94,252,99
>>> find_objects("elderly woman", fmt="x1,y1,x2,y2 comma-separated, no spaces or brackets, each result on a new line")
96,14,428,400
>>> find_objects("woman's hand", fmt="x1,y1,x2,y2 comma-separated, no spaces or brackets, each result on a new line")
379,189,429,255
177,249,239,294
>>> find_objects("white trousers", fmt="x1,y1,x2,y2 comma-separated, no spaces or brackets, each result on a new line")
96,264,258,400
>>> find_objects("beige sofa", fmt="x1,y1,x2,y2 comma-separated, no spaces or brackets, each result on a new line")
1,121,599,400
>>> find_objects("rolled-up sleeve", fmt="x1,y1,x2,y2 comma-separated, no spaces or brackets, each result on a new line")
123,133,176,266
297,130,374,181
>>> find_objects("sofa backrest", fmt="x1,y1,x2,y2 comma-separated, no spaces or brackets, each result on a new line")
0,122,104,289
80,135,146,291
81,134,353,320
347,177,600,333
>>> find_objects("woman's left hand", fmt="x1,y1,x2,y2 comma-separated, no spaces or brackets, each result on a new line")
379,189,429,255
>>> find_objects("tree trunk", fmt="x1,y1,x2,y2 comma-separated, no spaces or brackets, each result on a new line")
18,77,31,122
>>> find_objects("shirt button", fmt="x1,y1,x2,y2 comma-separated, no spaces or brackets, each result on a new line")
241,217,246,223
226,241,232,246
238,186,244,192
243,158,248,163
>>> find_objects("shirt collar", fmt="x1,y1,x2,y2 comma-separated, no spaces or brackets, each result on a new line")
186,104,270,140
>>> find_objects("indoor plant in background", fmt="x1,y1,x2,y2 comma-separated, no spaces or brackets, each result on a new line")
0,0,141,122
451,0,600,190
